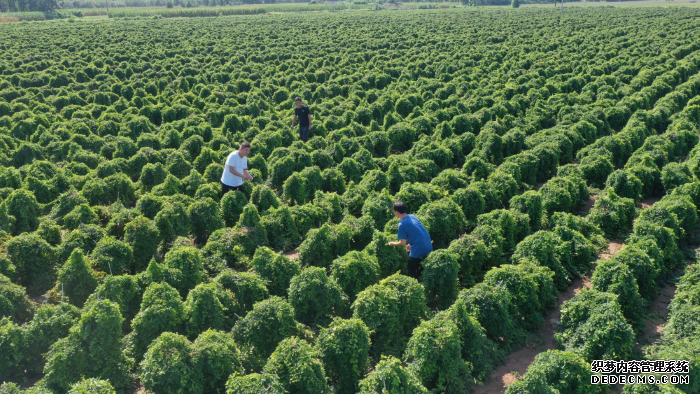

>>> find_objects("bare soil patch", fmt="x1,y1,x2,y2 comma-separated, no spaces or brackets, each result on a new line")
284,249,299,259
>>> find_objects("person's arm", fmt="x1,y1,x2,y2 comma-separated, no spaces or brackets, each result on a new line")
307,113,312,128
228,165,246,178
243,168,253,181
388,239,407,247
290,114,297,129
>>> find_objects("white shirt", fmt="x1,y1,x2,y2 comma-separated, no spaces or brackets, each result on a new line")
221,150,247,187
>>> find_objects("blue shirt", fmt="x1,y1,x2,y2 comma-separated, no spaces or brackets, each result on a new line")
397,214,433,258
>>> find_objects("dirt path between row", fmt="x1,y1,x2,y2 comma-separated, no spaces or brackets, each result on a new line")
473,243,621,394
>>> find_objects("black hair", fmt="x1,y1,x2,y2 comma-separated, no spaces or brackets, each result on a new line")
393,201,407,214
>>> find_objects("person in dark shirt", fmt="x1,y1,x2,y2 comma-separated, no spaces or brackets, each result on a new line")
290,96,312,143
388,201,433,280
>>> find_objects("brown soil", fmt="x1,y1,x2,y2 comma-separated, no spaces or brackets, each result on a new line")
598,240,623,260
580,196,596,214
17,374,44,389
636,283,676,352
284,249,299,259
534,182,545,191
638,197,661,209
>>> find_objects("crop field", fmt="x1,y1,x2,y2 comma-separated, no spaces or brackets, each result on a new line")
1,6,700,394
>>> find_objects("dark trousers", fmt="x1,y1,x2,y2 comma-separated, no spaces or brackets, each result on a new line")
221,182,243,195
299,126,310,142
407,255,425,280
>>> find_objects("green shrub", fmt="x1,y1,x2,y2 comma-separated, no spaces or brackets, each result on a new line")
430,168,469,193
553,226,596,276
249,247,301,297
580,154,614,187
6,233,56,296
6,189,40,235
477,209,529,254
251,184,279,212
451,186,485,226
628,159,663,198
446,234,488,286
185,283,229,338
462,156,492,181
363,230,407,278
488,171,519,207
361,190,394,230
124,216,160,273
591,258,645,332
66,378,116,394
129,281,186,360
298,224,334,267
549,212,604,244
645,339,700,394
404,311,472,394
215,270,269,312
62,203,99,230
322,167,347,195
225,373,285,394
330,251,381,303
155,201,190,245
636,204,683,240
188,197,224,243
417,198,466,249
317,318,371,394
220,190,248,227
629,222,684,275
471,225,505,270
261,205,301,252
512,231,572,290
484,263,556,331
0,318,26,382
351,274,428,358
510,190,544,231
289,266,349,327
505,350,602,394
192,330,243,394
442,298,504,383
358,355,428,394
588,188,636,237
85,275,142,331
606,169,643,202
263,337,330,394
661,162,692,193
610,245,659,301
0,274,34,323
55,250,97,308
140,332,202,394
555,289,635,361
232,296,300,371
421,250,460,309
44,300,132,392
457,283,525,350
91,236,134,276
656,195,698,239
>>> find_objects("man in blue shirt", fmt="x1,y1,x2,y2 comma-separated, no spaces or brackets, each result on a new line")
388,201,433,279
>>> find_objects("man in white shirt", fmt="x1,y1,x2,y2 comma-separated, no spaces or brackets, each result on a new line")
221,141,253,195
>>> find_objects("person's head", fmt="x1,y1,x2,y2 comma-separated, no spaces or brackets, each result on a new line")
393,201,408,218
238,142,251,158
294,96,303,108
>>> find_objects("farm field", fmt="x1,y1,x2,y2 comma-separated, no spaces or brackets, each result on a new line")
1,6,700,394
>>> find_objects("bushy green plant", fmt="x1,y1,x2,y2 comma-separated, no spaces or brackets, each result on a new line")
232,296,300,371
504,350,602,394
185,283,229,338
361,190,394,230
192,330,243,394
446,234,488,286
417,198,466,249
512,231,572,290
225,372,286,394
91,235,134,276
363,230,407,278
261,205,301,251
263,337,330,394
6,189,40,235
661,162,692,193
6,232,56,296
220,190,248,227
0,274,34,323
85,274,142,331
555,289,635,361
68,378,116,394
655,195,698,239
187,197,224,243
44,300,132,392
164,246,204,297
404,311,472,394
358,355,428,394
510,190,544,231
128,281,186,360
352,274,428,358
629,222,683,276
155,200,190,245
124,216,160,273
588,188,636,237
317,318,371,394
54,250,97,308
140,332,202,394
592,258,645,330
457,283,525,350
249,247,301,297
215,270,269,312
289,266,349,327
606,169,643,202
330,251,381,303
610,245,659,301
477,209,529,254
0,317,26,382
421,250,460,309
